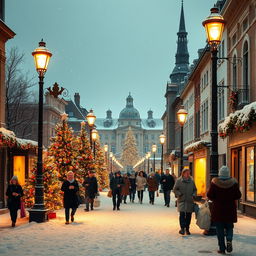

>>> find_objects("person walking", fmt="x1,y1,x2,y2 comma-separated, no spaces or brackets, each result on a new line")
173,168,197,235
61,171,79,224
136,171,147,204
160,169,175,207
147,172,158,205
121,173,131,204
83,171,98,212
6,176,23,227
110,171,124,210
207,166,241,254
129,173,136,203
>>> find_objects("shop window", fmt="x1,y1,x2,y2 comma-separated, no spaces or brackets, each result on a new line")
13,156,26,185
194,158,206,196
246,147,255,202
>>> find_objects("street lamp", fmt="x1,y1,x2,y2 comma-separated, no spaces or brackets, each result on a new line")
152,144,157,172
159,133,166,175
91,129,98,158
177,106,188,175
104,144,109,172
109,152,113,174
29,40,52,223
203,7,225,180
86,109,96,148
147,152,151,174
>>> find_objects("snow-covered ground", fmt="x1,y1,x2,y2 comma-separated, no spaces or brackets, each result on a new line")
0,192,256,256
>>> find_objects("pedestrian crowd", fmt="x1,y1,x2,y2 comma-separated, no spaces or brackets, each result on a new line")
5,165,241,255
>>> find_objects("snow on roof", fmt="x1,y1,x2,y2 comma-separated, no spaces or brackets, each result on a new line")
184,140,210,154
0,127,38,150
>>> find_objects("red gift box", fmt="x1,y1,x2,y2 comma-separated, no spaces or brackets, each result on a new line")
48,212,56,219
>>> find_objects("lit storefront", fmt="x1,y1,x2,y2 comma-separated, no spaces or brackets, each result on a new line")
184,141,210,197
0,128,37,208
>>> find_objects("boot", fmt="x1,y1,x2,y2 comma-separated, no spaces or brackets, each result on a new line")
226,241,232,253
11,222,15,227
217,250,226,254
185,228,191,235
179,228,185,235
71,215,74,222
113,206,116,211
65,221,69,225
117,207,120,211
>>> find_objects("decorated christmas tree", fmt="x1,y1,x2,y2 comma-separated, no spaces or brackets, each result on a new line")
47,113,79,179
94,141,109,190
23,154,63,211
75,121,95,176
121,127,139,168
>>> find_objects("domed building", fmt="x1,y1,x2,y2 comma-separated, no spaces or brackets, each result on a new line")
95,94,163,161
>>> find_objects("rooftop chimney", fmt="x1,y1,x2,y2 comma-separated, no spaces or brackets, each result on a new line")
107,109,112,119
74,93,80,107
147,110,153,119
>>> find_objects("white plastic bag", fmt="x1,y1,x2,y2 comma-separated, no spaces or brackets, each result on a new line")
196,201,211,230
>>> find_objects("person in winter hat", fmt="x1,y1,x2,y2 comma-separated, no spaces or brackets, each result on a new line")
6,176,24,227
110,171,124,210
173,168,197,235
207,166,241,254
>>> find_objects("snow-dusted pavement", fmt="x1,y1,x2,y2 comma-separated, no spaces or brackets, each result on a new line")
0,192,256,256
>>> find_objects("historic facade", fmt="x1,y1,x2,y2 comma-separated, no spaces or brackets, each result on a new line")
95,94,163,161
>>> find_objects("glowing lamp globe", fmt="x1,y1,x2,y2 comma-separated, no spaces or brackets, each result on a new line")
202,7,225,47
177,107,188,127
86,109,96,127
91,129,98,141
32,40,52,75
152,144,157,153
159,133,166,145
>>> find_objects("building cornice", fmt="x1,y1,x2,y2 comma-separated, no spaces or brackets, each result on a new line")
0,20,15,42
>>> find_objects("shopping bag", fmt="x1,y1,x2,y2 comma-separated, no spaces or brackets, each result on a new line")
193,203,200,218
20,201,26,218
156,191,159,197
107,190,112,198
93,197,100,208
196,201,211,230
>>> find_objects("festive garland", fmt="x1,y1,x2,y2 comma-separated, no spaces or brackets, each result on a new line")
184,140,210,154
0,128,37,150
219,101,256,138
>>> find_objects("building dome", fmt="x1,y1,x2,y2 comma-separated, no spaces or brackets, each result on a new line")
119,94,141,120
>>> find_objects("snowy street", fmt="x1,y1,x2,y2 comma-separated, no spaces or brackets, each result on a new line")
0,192,256,256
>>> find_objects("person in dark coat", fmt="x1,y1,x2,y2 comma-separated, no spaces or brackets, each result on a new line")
83,171,98,211
6,176,23,227
121,173,131,204
61,171,79,224
110,171,124,210
160,169,175,207
207,166,241,254
147,172,158,204
173,168,197,235
129,173,136,203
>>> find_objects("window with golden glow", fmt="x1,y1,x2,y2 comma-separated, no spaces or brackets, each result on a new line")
246,147,255,202
13,156,26,185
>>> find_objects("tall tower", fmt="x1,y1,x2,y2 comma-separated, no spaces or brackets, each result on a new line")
169,0,189,86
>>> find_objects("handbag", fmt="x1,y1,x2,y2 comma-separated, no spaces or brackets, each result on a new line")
20,201,26,218
193,203,200,218
93,197,100,208
156,191,159,197
107,190,112,198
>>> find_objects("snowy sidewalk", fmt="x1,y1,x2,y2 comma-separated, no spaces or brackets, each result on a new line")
0,192,256,256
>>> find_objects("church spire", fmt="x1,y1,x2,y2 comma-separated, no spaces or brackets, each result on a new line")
169,0,190,85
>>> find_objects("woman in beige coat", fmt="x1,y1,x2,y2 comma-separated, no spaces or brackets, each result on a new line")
136,171,147,204
173,168,197,235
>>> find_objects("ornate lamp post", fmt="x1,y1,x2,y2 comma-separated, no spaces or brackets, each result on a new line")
29,40,52,223
86,109,96,148
109,152,113,174
104,144,109,172
159,133,166,175
151,144,157,172
203,7,225,180
91,129,98,158
177,106,188,175
147,152,151,174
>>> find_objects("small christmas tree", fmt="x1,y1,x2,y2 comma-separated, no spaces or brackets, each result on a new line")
121,127,139,168
23,154,63,211
94,141,109,190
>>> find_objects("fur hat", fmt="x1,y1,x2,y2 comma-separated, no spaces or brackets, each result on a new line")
11,176,18,181
218,166,230,180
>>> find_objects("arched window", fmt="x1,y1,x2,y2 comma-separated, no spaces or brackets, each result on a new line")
232,55,237,90
243,41,249,102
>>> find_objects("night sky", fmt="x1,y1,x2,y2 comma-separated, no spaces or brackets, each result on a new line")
6,0,216,118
